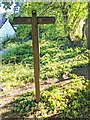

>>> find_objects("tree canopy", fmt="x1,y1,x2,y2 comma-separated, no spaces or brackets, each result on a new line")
11,2,88,41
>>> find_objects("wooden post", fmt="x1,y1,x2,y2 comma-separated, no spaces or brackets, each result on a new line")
13,10,55,102
32,10,40,102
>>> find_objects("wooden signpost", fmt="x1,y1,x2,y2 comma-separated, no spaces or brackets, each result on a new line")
13,10,55,102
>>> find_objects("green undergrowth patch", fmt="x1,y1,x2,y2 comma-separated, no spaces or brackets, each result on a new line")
13,76,90,119
0,39,90,88
1,41,33,64
0,64,34,88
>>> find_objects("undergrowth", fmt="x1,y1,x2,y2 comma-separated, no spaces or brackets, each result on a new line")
13,76,90,119
0,37,90,119
0,38,90,88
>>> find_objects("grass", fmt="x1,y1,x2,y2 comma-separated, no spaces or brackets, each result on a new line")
0,37,90,119
0,38,89,88
12,76,90,119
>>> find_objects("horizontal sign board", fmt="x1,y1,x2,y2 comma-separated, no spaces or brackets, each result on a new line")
13,17,55,24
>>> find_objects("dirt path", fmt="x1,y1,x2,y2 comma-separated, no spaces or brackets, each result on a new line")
0,78,59,119
1,65,88,119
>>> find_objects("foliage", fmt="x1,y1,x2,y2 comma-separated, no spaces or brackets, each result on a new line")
11,2,88,41
0,2,90,119
2,2,11,10
13,76,90,119
0,38,89,87
0,39,89,86
2,40,33,64
0,64,34,88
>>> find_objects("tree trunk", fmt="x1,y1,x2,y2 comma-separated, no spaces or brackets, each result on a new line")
87,2,90,49
87,2,90,80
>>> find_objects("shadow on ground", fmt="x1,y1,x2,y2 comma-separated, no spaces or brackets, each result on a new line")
1,74,90,120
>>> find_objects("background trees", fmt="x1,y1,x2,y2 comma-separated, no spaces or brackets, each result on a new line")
1,2,90,119
11,2,88,45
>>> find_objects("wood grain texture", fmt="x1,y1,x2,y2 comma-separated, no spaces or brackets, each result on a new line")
13,17,32,24
32,10,40,102
14,17,55,24
13,10,55,102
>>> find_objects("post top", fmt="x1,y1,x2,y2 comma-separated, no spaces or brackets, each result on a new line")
32,10,36,14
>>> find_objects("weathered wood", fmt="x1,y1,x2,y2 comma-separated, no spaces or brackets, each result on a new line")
37,17,55,24
14,17,32,24
14,17,55,24
13,10,55,102
32,10,40,102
